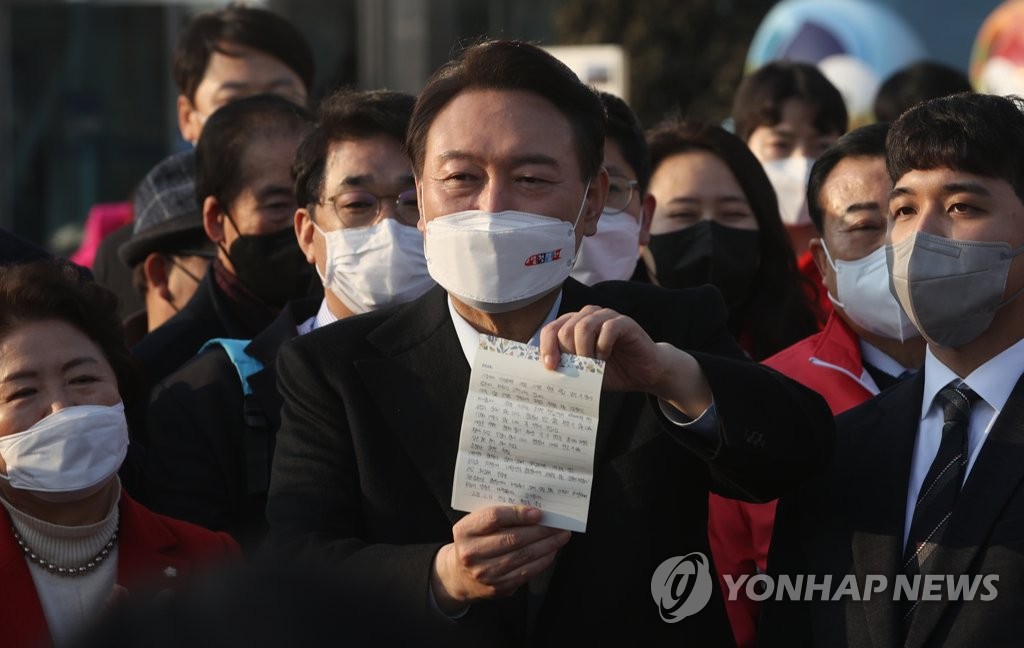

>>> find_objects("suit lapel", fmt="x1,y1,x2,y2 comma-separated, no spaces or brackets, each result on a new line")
244,299,320,426
116,493,191,591
848,374,923,648
905,372,1024,647
355,287,470,525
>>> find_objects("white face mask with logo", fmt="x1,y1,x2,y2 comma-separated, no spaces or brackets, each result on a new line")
821,241,920,342
424,183,590,313
315,218,436,314
570,210,642,286
0,402,127,503
762,156,814,227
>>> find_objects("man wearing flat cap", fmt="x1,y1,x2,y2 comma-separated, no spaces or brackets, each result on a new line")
118,150,214,346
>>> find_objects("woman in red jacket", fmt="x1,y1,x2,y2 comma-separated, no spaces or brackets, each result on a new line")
0,260,238,647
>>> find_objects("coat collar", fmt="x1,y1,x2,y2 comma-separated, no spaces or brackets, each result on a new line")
846,372,923,648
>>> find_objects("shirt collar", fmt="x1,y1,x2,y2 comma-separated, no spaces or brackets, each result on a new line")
447,292,563,366
313,298,339,331
859,338,913,379
921,336,1024,420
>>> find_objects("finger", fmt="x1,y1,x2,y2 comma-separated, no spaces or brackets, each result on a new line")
594,313,646,362
467,524,568,561
455,505,543,536
555,305,602,359
572,309,619,360
490,530,572,584
540,313,574,370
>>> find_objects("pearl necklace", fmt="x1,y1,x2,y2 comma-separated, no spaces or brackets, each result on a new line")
12,525,119,577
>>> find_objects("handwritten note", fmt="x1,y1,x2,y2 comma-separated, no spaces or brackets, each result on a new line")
451,335,605,533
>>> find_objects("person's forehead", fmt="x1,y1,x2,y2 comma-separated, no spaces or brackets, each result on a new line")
604,140,636,179
424,88,575,164
324,135,411,186
890,166,1011,197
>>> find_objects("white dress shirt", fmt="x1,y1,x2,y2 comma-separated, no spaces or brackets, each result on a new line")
903,336,1024,547
296,299,337,336
447,293,563,365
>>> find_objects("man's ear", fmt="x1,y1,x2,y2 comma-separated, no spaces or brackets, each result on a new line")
415,178,427,234
638,193,656,246
142,253,172,301
809,237,833,284
582,168,610,237
203,196,226,244
295,207,317,265
177,95,201,145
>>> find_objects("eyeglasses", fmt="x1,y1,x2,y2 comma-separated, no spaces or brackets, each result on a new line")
603,175,639,214
320,189,419,228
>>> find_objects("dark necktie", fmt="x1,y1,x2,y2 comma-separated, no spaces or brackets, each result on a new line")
902,380,979,626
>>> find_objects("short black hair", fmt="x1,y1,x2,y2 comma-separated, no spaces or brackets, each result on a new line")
807,122,890,232
195,94,313,209
293,88,415,209
873,62,972,124
600,92,651,193
887,93,1024,204
173,5,315,103
732,61,848,143
407,39,605,182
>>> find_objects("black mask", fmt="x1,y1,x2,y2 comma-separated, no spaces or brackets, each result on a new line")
223,220,313,309
646,220,761,309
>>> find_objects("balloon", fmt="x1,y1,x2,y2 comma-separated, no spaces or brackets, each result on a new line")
745,0,927,124
970,1,1024,96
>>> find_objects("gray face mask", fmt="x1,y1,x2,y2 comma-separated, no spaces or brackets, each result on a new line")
887,231,1024,348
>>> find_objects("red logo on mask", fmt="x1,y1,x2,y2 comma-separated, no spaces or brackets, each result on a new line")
524,249,562,266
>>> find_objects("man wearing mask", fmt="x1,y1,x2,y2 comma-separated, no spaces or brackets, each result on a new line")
712,123,927,648
570,92,653,286
117,151,215,345
132,94,313,389
732,62,848,322
266,39,832,645
92,5,314,319
141,89,430,546
763,93,1024,646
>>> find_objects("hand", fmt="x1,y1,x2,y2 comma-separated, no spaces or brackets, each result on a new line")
539,305,712,417
431,505,571,614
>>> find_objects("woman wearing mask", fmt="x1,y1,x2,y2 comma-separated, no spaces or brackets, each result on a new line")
0,260,238,647
642,120,817,361
732,61,848,323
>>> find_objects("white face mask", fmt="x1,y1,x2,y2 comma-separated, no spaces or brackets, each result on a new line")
762,156,814,227
424,184,590,313
822,242,920,342
570,210,642,286
315,218,435,314
0,403,127,503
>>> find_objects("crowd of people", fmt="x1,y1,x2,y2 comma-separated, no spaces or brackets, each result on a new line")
1,5,1022,647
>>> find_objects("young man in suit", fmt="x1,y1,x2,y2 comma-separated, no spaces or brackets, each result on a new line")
141,89,430,548
762,93,1024,647
266,39,832,645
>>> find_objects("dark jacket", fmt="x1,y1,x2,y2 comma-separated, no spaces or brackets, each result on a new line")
266,280,833,645
142,299,320,548
132,267,253,397
762,371,1024,648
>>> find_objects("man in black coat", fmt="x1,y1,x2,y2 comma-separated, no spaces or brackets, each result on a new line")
142,89,430,547
762,93,1024,647
265,40,833,645
131,95,313,390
